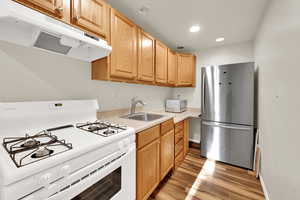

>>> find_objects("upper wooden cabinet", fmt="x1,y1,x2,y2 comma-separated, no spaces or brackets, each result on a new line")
167,49,177,85
110,9,138,79
13,0,66,20
137,29,155,82
71,0,108,39
155,41,168,84
177,53,196,86
14,0,197,87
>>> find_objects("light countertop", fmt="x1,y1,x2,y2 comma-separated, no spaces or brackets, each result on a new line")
97,108,201,133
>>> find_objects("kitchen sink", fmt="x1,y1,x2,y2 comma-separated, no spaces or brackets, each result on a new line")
121,113,164,121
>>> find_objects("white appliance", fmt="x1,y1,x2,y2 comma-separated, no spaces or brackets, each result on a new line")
165,99,187,113
0,0,112,62
0,100,136,200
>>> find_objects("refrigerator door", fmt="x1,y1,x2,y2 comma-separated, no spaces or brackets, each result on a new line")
200,120,254,169
201,63,254,125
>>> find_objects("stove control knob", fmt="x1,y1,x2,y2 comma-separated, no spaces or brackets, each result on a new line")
60,165,71,177
38,173,52,187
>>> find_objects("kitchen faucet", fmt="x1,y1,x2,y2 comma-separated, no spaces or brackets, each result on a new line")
130,97,146,115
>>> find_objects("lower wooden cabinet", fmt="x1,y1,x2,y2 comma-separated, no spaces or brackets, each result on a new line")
160,129,175,180
184,119,190,156
136,118,189,200
137,139,160,200
174,119,190,168
136,120,174,200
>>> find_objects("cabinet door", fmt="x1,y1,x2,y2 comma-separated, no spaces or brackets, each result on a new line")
183,119,190,156
71,0,108,38
15,0,64,18
137,139,160,200
177,53,195,86
138,29,155,82
110,9,138,79
167,49,177,85
155,41,168,83
160,129,175,180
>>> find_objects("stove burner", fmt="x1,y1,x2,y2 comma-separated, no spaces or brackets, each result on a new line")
3,130,73,168
103,128,116,136
21,139,40,148
88,125,99,132
76,121,127,137
88,124,108,132
31,147,54,158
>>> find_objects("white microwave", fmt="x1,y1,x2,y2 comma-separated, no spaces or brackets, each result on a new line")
165,99,187,113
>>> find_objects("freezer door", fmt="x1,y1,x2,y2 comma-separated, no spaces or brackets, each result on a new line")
200,121,254,169
201,63,254,125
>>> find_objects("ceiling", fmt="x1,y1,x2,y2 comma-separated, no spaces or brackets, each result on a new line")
107,0,269,52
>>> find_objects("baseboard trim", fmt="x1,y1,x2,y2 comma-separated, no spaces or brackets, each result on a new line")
259,174,270,200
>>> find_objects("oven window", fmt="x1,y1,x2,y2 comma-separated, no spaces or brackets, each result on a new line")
72,167,121,200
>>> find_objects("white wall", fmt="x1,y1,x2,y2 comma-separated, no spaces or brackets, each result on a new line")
254,0,300,199
0,41,172,111
173,41,254,143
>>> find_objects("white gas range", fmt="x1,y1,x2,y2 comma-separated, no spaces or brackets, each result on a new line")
0,100,136,200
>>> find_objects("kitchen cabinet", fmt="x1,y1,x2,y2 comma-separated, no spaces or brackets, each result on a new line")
92,8,138,81
174,119,190,168
13,0,67,20
110,8,138,79
137,29,155,82
71,0,108,39
14,0,197,87
137,120,175,200
160,120,175,180
184,119,190,156
177,53,196,86
167,49,177,85
155,40,168,84
137,126,160,200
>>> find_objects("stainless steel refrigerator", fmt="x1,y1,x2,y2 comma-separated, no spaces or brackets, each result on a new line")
200,62,255,169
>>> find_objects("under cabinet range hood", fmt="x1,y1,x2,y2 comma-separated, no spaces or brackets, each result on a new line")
0,0,112,62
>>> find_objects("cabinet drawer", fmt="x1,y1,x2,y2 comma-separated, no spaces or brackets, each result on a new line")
175,130,184,144
137,125,160,149
175,139,183,156
175,121,184,133
161,119,174,135
175,151,184,168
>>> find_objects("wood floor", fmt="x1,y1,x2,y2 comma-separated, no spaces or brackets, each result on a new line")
148,148,265,200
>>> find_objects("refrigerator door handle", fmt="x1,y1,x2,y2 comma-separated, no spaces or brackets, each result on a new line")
202,121,251,131
202,71,206,114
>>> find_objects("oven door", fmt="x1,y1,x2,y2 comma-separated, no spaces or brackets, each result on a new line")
46,144,136,200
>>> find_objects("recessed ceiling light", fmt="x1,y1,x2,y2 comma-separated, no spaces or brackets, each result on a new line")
189,25,200,33
216,37,225,42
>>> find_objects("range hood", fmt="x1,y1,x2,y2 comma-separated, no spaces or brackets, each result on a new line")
0,0,112,62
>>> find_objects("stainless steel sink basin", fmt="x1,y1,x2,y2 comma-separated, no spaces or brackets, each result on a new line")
121,113,164,121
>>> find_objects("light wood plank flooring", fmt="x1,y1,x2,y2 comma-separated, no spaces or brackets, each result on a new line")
149,148,265,200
